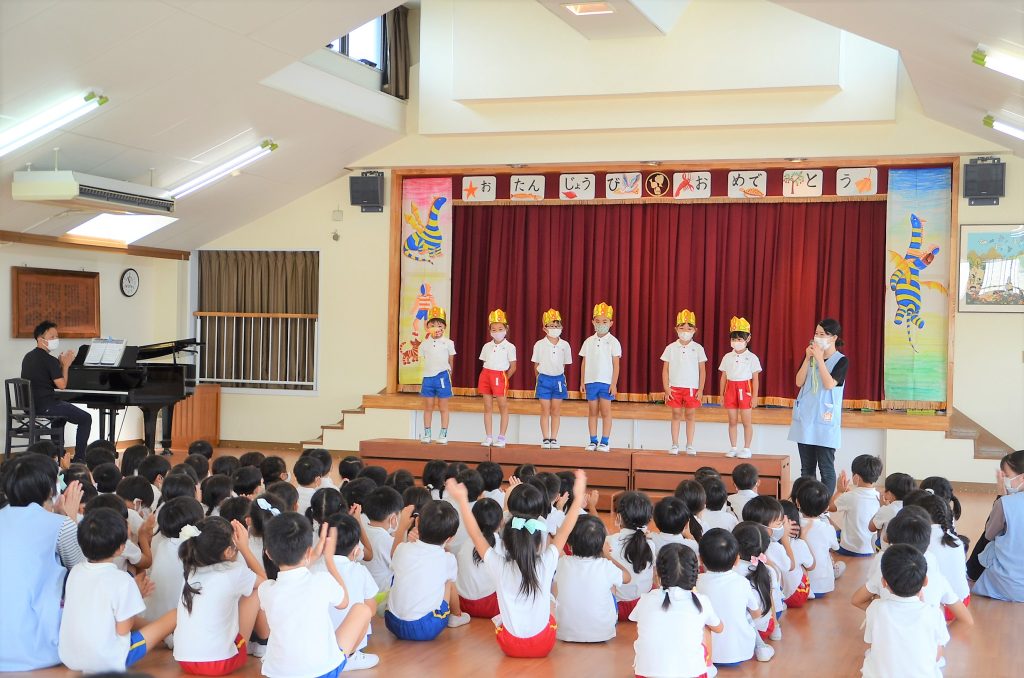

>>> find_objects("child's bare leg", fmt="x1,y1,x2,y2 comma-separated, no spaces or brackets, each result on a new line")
422,397,433,430
445,580,463,616
497,396,509,436
727,409,739,447
588,399,599,437
482,394,494,437
741,409,753,448
685,408,696,448
438,397,450,429
540,399,551,439
599,399,613,439
335,602,372,656
138,609,177,649
238,588,261,641
254,609,270,639
670,409,681,445
550,399,562,439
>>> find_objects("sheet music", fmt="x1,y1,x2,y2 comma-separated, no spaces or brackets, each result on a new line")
83,338,127,366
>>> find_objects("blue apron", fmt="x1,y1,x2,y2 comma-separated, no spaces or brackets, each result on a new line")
787,351,844,449
975,492,1024,602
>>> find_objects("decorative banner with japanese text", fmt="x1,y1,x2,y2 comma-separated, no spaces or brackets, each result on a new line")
727,171,768,198
559,173,596,200
510,175,545,201
673,172,711,199
605,172,642,199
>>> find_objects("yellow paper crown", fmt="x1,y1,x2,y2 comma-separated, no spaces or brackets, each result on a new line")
542,308,561,325
592,302,614,320
427,306,446,323
729,316,751,333
676,309,696,326
488,308,509,325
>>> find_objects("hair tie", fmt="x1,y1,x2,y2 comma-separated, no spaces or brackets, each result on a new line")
750,553,768,567
637,525,649,534
924,488,935,495
179,524,201,541
256,497,281,516
510,516,546,534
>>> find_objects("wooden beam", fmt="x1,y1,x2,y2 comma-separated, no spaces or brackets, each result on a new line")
386,171,403,394
0,229,190,261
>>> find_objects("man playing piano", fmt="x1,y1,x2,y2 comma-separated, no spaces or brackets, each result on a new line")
21,321,92,463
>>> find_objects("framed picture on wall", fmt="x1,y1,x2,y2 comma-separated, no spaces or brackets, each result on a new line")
11,267,101,337
957,224,1024,313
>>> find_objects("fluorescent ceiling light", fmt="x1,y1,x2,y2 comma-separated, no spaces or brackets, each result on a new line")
983,114,1024,141
67,213,177,244
0,91,108,158
169,139,278,198
563,3,615,16
973,44,1024,81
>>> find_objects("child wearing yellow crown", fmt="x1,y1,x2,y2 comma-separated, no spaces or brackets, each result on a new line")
478,309,517,447
718,316,761,458
578,302,622,452
531,309,573,449
660,309,707,455
419,306,456,444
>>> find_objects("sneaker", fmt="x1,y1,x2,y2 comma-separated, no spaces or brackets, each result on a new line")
447,612,471,628
493,436,507,448
596,443,610,453
738,448,753,458
585,442,598,451
833,560,846,579
343,651,380,671
540,439,551,449
549,439,561,449
668,445,680,455
437,431,448,445
481,437,493,447
769,624,782,641
755,644,775,662
726,448,738,458
685,446,697,456
420,431,432,444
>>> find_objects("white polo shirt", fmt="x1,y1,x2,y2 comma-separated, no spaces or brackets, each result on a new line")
803,515,839,593
479,340,517,371
701,508,739,532
143,534,185,622
296,485,318,516
782,537,814,598
484,543,558,638
554,555,623,642
420,337,456,377
579,333,622,384
363,525,395,592
388,540,457,620
728,489,759,520
861,596,949,678
545,508,565,536
630,588,719,678
927,525,969,601
482,488,506,508
456,536,502,600
765,540,791,611
259,568,345,678
113,539,142,571
718,350,762,381
174,562,257,662
865,550,957,613
313,556,378,651
872,501,904,550
660,340,707,389
531,338,573,376
605,529,654,602
58,562,146,673
650,531,699,560
695,569,760,664
836,486,881,554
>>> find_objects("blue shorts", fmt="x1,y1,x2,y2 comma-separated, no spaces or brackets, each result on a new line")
315,658,348,678
585,382,615,401
536,373,568,400
836,546,874,557
126,630,147,667
421,372,453,399
384,600,450,641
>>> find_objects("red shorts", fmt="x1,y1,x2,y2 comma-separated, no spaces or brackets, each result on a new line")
667,387,702,409
495,615,557,658
758,615,776,642
723,380,754,409
478,368,508,396
784,573,811,608
617,597,639,622
178,634,247,676
460,592,499,618
943,595,969,622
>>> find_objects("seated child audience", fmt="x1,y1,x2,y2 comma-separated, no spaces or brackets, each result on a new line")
211,456,241,478
259,456,289,486
158,473,200,507
919,476,963,529
307,487,345,534
455,498,503,618
183,453,210,481
200,474,233,517
797,479,842,594
363,486,405,592
450,469,484,553
535,472,567,536
909,492,971,620
302,448,337,488
673,479,707,541
830,454,883,556
742,496,793,638
231,466,264,501
340,455,365,485
728,463,760,517
119,444,150,478
265,480,299,513
93,462,123,493
422,459,448,500
247,493,286,560
696,528,765,666
145,497,204,634
358,465,388,488
116,475,156,541
699,476,739,532
869,472,916,549
294,456,324,514
779,500,815,608
85,444,117,472
237,451,266,469
170,463,200,485
85,494,152,572
138,455,171,511
188,439,214,460
477,461,506,508
606,491,655,621
650,496,699,559
733,521,777,660
385,469,416,496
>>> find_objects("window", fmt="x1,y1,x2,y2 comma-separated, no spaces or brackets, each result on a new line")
327,16,384,69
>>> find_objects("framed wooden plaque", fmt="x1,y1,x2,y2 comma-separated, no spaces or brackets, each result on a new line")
11,267,100,338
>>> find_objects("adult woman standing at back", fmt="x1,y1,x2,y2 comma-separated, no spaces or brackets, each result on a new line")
788,318,849,496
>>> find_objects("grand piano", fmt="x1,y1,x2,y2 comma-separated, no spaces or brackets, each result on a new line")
55,338,199,453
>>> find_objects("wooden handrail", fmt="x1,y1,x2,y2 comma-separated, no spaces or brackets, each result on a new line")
193,311,319,319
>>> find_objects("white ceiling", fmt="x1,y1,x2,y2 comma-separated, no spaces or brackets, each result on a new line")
536,0,691,38
0,0,402,250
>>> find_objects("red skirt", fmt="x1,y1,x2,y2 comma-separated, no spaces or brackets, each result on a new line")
495,615,557,658
178,634,247,676
460,592,499,619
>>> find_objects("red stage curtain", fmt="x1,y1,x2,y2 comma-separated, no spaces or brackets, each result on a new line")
449,200,886,407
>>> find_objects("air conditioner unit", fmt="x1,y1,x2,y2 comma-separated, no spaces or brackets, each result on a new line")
12,170,175,215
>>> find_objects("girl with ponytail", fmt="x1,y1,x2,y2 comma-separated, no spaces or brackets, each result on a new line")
631,543,722,678
174,516,267,675
907,492,971,619
733,521,778,659
607,491,655,622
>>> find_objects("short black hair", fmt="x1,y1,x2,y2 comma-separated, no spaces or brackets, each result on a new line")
729,330,751,342
363,486,404,521
385,469,415,495
33,320,57,340
137,455,171,485
324,512,362,557
796,479,830,517
536,472,561,506
264,513,314,567
260,456,288,485
779,499,801,530
885,505,932,553
742,496,783,526
358,465,387,487
567,514,607,558
417,500,459,545
457,469,484,503
218,496,252,524
232,466,263,496
157,496,204,538
881,544,928,597
158,473,197,506
884,472,917,500
700,477,729,511
77,507,127,560
119,444,149,477
79,481,98,505
698,527,740,572
211,456,241,477
422,460,447,490
2,454,57,506
26,439,61,462
340,477,376,508
200,474,234,515
476,461,503,492
266,480,299,511
86,439,117,454
403,486,432,515
85,447,117,471
513,463,536,480
293,457,323,487
85,492,128,519
301,448,333,477
115,475,154,508
731,463,758,490
851,454,883,484
92,462,123,493
693,466,721,482
184,454,210,481
62,463,91,486
653,496,689,535
188,439,214,459
339,455,364,481
526,477,552,506
238,451,266,468
170,463,200,484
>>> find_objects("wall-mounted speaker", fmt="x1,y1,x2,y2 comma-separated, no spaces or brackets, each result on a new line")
350,173,385,212
964,158,1005,206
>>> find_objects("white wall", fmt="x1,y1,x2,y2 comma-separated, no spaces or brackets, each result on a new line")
0,243,188,444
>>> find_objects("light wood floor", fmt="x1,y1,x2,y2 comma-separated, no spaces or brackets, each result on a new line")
12,447,1020,678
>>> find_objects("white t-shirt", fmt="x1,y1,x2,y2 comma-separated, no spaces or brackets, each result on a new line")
173,561,257,662
650,532,699,560
660,340,708,389
545,508,565,536
861,596,949,678
718,350,762,381
312,556,378,651
482,488,506,508
865,551,957,617
58,561,147,673
363,525,395,592
532,338,572,377
296,485,318,516
695,569,760,664
701,508,739,532
803,515,839,594
479,340,517,371
872,501,903,550
782,538,814,598
127,508,144,542
448,500,475,556
484,543,558,638
456,537,501,600
727,489,758,520
630,588,719,678
144,534,185,622
579,334,622,384
113,539,142,571
420,336,456,377
606,529,655,601
836,486,881,554
554,556,623,642
388,540,457,620
927,525,969,601
259,567,345,678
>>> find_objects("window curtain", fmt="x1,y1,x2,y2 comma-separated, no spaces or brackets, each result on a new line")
381,5,410,100
448,201,886,407
197,251,319,389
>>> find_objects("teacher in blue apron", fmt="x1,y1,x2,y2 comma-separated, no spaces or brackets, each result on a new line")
787,318,849,496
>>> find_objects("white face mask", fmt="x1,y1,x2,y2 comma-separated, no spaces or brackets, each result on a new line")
546,328,562,338
814,337,831,349
593,323,610,335
678,331,694,341
491,331,506,341
387,517,399,535
731,340,747,351
770,525,784,541
46,338,60,352
1005,473,1023,494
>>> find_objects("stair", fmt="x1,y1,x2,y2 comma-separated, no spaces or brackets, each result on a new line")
947,408,1014,460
